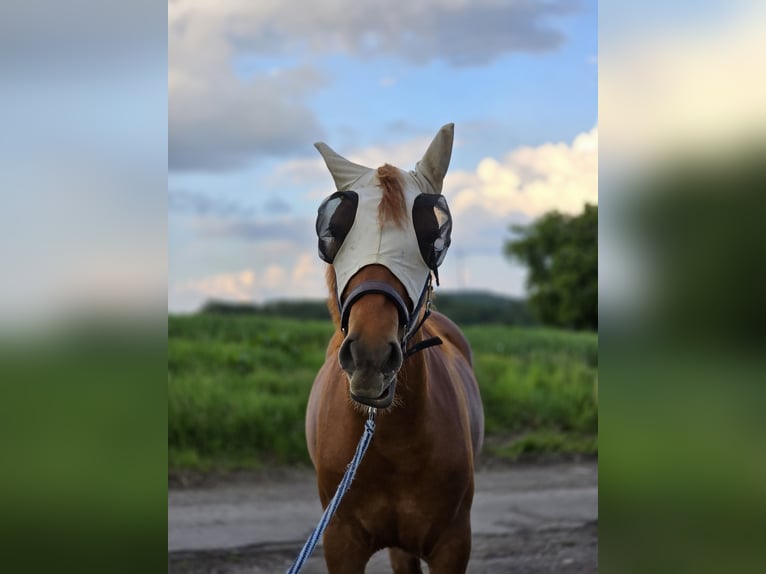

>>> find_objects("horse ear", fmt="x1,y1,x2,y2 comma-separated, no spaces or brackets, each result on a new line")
314,142,371,191
414,123,454,194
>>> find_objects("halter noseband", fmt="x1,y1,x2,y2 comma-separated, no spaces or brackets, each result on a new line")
338,275,443,359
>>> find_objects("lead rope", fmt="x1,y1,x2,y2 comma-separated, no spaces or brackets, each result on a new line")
286,408,377,574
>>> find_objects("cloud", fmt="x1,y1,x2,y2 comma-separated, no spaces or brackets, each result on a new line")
194,216,313,245
263,196,292,214
175,251,327,305
221,0,579,66
169,0,582,172
169,61,326,171
177,269,259,302
168,189,256,217
446,126,598,219
168,189,293,217
292,252,319,283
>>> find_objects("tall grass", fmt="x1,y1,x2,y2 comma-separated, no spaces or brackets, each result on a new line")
168,315,331,468
168,315,597,470
464,325,598,458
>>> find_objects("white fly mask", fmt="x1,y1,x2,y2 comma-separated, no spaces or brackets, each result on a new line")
314,124,455,314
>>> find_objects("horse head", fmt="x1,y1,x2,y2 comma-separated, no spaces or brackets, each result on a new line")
313,124,455,409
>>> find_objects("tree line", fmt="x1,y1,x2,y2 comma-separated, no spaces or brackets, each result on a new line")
201,291,535,327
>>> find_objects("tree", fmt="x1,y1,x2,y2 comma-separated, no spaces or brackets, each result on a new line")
504,204,597,330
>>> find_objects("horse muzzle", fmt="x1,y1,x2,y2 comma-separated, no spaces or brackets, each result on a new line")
339,336,403,409
349,375,398,409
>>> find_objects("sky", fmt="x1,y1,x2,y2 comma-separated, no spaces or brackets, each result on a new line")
168,0,598,313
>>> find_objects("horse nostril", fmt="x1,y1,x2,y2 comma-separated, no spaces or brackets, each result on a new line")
338,337,356,373
381,341,403,375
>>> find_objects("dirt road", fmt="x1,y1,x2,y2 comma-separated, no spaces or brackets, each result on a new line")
169,461,597,573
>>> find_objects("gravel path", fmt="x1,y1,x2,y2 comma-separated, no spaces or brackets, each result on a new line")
169,462,598,573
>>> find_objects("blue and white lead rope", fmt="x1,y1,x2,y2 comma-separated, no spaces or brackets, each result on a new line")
287,408,377,574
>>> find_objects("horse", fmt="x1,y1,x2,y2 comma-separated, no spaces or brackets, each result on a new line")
305,123,484,573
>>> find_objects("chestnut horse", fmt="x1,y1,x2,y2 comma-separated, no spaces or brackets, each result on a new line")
306,124,484,573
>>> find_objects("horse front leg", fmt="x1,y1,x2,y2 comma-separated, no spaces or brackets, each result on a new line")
389,547,424,573
322,519,374,574
424,516,472,574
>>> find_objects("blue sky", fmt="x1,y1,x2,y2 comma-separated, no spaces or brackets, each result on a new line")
168,0,598,312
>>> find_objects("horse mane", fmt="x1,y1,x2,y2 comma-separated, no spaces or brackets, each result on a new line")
376,164,406,228
325,264,340,325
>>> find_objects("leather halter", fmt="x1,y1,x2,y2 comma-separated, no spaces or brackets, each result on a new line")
340,281,410,334
338,275,443,358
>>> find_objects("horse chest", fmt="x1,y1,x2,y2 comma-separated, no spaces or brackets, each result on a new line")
351,459,471,543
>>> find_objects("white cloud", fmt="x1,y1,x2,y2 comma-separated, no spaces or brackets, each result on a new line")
292,253,318,282
446,126,598,219
174,251,327,308
177,269,256,302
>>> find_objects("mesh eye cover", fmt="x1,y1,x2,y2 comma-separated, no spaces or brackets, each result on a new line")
316,191,359,263
412,194,452,270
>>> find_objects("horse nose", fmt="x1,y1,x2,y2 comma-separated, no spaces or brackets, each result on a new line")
382,342,403,375
338,337,402,376
338,336,356,374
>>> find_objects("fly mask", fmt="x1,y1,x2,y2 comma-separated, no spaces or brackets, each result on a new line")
314,124,456,406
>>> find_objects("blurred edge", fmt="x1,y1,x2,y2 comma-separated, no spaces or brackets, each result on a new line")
2,0,766,572
600,1,766,572
0,1,167,573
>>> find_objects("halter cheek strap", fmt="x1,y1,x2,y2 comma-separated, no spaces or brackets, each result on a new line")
338,275,443,359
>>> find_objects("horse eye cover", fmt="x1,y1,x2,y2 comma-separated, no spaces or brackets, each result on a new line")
316,191,358,263
412,194,452,271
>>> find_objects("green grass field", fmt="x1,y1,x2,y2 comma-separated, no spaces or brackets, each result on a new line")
168,314,598,470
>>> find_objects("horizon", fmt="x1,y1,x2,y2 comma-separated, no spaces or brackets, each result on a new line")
171,287,531,316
